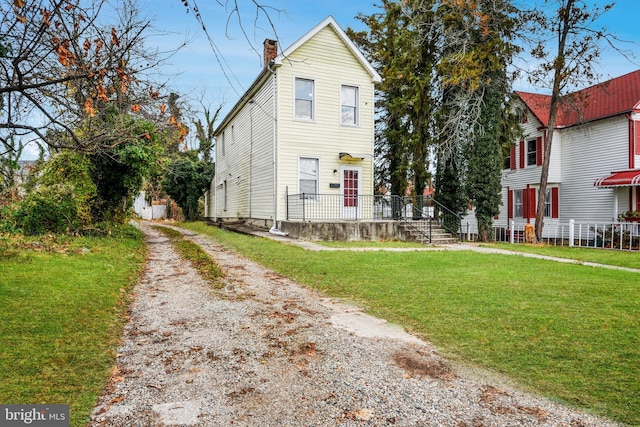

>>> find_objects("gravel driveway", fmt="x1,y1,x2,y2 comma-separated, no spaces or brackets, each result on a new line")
89,222,619,427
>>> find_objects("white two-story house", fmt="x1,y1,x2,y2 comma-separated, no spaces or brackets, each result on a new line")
463,70,640,239
207,16,381,234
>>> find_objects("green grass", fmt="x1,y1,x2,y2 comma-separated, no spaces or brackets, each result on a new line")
0,227,146,427
181,221,640,425
481,242,640,269
154,226,224,286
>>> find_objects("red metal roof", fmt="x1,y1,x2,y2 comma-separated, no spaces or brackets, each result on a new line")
516,69,640,128
593,169,640,187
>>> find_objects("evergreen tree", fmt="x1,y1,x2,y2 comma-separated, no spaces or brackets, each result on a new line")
437,0,520,241
350,0,437,201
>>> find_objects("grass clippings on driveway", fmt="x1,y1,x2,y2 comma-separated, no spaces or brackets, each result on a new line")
153,225,224,287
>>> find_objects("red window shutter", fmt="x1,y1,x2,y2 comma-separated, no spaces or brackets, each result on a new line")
636,187,640,212
552,187,559,218
519,141,525,169
510,145,516,170
508,190,513,219
528,188,537,218
522,188,528,218
536,136,543,166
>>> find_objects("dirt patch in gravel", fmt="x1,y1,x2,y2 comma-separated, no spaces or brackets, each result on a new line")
88,222,620,427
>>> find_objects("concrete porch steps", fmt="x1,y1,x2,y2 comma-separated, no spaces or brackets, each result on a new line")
400,221,460,245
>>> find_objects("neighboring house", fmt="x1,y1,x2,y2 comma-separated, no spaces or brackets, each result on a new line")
462,70,640,237
206,16,381,232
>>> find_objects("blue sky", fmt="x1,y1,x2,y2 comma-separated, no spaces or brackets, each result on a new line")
143,0,640,119
141,0,380,115
21,0,638,159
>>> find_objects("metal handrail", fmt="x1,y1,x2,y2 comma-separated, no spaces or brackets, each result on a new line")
285,192,462,242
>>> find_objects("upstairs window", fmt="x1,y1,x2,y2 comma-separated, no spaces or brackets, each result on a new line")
295,78,314,120
527,139,537,166
341,85,358,125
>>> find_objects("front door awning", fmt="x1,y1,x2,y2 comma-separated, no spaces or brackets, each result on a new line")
594,169,640,187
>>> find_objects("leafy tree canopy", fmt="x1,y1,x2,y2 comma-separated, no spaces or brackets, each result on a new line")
161,151,214,221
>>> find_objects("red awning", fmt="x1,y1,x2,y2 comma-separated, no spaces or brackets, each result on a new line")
594,169,640,187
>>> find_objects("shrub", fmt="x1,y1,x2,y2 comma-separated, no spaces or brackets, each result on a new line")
11,152,96,235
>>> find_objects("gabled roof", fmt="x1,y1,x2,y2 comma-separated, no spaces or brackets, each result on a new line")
274,16,382,84
516,69,640,128
214,16,381,135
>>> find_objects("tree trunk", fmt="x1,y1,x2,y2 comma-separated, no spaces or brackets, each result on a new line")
534,0,573,242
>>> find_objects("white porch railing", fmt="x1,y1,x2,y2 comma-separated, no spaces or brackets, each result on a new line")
481,220,640,251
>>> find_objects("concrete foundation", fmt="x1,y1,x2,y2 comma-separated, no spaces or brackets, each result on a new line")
279,221,407,242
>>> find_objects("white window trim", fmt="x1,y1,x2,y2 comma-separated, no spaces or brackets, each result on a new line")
294,77,315,122
543,188,552,218
526,139,536,167
340,84,360,127
220,131,225,157
514,189,523,218
298,156,321,201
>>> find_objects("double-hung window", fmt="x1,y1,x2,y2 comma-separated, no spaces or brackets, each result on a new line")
341,85,358,126
514,190,523,218
544,189,552,217
299,157,319,200
295,78,314,120
526,139,537,166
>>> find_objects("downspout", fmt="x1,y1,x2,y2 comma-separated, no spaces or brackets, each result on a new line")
249,100,254,219
213,147,218,223
267,63,287,236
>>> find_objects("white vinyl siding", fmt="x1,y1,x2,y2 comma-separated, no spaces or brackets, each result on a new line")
559,116,629,222
275,25,375,219
213,73,276,221
213,19,377,224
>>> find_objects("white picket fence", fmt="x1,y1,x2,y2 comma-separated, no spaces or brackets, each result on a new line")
464,220,640,251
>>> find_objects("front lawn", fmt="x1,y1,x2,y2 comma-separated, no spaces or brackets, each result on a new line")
182,221,640,426
0,228,146,427
481,242,639,269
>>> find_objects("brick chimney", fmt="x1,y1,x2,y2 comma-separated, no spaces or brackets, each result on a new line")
263,39,277,67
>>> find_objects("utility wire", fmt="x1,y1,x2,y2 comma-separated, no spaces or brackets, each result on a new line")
185,0,245,98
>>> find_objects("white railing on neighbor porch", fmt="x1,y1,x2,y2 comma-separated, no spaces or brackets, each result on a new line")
481,219,640,251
